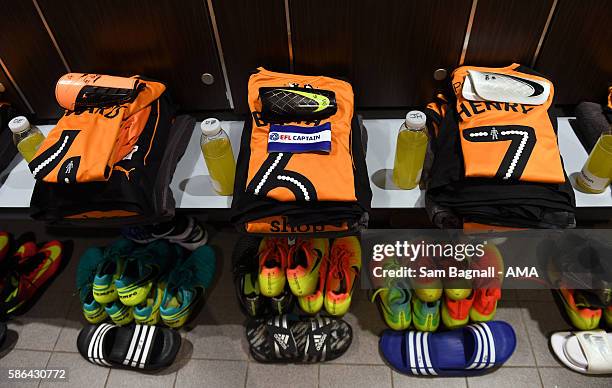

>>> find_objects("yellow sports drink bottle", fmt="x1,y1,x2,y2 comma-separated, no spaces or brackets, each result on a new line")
576,130,612,193
393,111,428,189
200,118,236,195
9,116,46,163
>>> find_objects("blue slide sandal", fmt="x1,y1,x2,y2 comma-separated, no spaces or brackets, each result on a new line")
380,321,516,376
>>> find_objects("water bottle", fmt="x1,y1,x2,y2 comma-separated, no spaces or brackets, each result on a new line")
392,111,428,189
200,118,236,195
9,116,45,163
575,129,612,193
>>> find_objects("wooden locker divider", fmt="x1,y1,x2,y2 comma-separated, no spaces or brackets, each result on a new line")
0,66,29,115
36,0,230,112
211,0,290,114
535,0,612,104
0,0,66,119
289,0,472,108
462,0,555,66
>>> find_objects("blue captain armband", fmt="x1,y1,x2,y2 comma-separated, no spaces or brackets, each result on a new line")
267,123,332,153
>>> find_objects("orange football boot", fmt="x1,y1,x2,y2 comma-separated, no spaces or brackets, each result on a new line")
258,238,289,297
324,236,361,316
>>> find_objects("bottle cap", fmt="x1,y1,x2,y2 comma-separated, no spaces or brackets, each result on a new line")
8,116,30,133
200,118,222,136
405,111,426,130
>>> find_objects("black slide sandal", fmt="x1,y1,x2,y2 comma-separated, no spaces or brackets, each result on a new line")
77,323,181,370
246,314,352,363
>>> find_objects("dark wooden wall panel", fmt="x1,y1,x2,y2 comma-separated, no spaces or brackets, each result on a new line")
290,0,472,108
0,67,28,115
0,0,66,119
463,0,554,66
37,0,229,112
212,0,290,113
1,0,610,117
536,0,612,104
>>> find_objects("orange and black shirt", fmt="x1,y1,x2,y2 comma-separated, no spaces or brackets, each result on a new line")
245,68,357,203
231,68,371,236
29,73,165,184
451,64,565,184
425,64,575,229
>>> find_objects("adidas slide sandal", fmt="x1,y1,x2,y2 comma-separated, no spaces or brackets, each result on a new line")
551,330,612,375
77,323,181,370
380,321,516,376
246,314,352,363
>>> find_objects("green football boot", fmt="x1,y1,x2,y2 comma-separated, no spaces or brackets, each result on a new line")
161,245,216,328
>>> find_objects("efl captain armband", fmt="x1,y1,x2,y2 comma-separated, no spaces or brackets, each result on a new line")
267,123,332,153
55,73,145,111
255,86,337,125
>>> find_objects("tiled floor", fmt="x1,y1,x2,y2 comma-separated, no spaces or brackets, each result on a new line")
0,222,611,388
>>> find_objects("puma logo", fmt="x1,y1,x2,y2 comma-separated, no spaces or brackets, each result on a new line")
113,166,135,180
